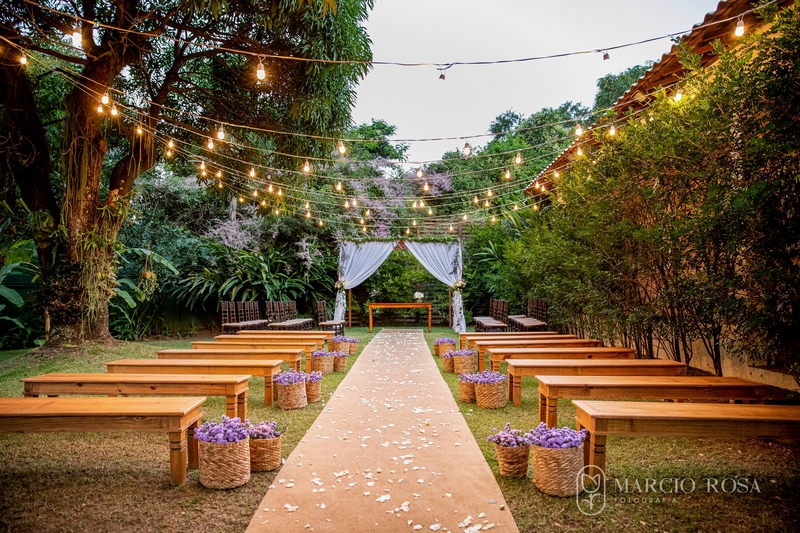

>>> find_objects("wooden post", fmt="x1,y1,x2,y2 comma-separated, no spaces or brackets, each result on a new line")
348,289,352,328
448,287,452,328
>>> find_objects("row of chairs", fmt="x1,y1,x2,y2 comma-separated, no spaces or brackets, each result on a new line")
474,298,510,331
221,300,344,335
474,298,550,332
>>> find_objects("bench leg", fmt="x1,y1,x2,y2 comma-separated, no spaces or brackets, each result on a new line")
538,393,547,424
511,373,522,406
238,390,248,420
188,420,199,469
583,428,606,478
225,394,237,418
264,376,273,407
169,430,188,485
546,396,558,427
478,352,485,372
293,359,301,372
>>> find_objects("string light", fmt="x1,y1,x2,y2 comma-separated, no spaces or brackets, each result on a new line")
608,125,616,136
277,188,283,196
216,125,225,140
574,124,583,136
96,104,103,113
462,213,468,221
256,59,266,80
513,203,519,211
304,202,311,209
365,209,371,217
576,147,583,156
167,139,175,149
19,54,27,65
533,204,539,211
412,219,417,227
335,181,343,192
344,200,351,209
165,149,173,158
267,184,274,193
472,196,479,205
249,167,256,177
318,219,324,227
135,124,143,135
201,169,207,177
238,196,244,203
422,181,430,192
462,143,472,157
405,228,411,235
337,141,347,155
359,217,365,224
206,138,215,150
101,92,109,105
483,199,490,208
503,169,511,180
252,190,258,197
486,189,494,197
554,170,560,178
412,200,419,209
416,168,423,178
361,226,368,233
302,160,311,173
274,208,280,215
490,216,497,223
514,152,523,165
427,207,433,216
216,170,222,178
674,89,684,102
200,161,206,170
110,104,118,117
735,16,745,37
260,200,266,207
351,198,357,207
448,224,454,232
215,180,222,188
419,200,425,207
305,210,312,218
71,29,82,47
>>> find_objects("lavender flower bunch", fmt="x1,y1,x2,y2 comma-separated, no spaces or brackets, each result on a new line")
345,337,359,344
487,423,534,448
274,370,305,385
529,422,588,449
442,348,474,359
458,373,477,383
331,335,349,343
472,370,507,384
248,421,282,440
194,416,249,444
303,370,323,383
433,337,456,345
329,351,350,358
311,350,337,357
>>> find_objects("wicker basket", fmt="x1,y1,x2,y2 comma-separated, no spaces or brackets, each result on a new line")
333,356,348,372
533,445,584,497
306,380,321,402
250,436,282,472
330,341,349,353
437,343,455,356
458,381,476,403
276,381,307,410
442,356,454,372
348,342,359,355
199,439,251,489
494,444,530,478
453,355,474,374
475,381,507,409
310,355,334,375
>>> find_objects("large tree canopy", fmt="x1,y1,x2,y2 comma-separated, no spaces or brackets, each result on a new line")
0,0,373,343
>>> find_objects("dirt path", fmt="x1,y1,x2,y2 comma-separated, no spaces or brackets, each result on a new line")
247,329,518,533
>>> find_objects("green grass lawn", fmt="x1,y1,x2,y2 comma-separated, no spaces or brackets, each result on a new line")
1,327,798,532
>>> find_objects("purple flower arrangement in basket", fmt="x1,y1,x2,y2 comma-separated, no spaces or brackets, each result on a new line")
311,350,337,357
303,370,323,382
248,420,282,440
458,372,477,383
433,337,456,345
487,423,534,448
194,416,249,444
530,422,588,449
330,335,348,343
274,370,306,385
346,337,359,345
472,369,507,383
442,348,474,359
328,351,349,358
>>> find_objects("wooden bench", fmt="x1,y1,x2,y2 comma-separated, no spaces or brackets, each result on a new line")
0,396,204,485
462,333,575,351
475,339,603,370
537,375,783,427
106,359,282,406
506,359,687,406
459,331,562,349
167,347,306,371
574,400,800,476
233,330,333,341
507,316,547,331
200,338,324,350
21,373,250,419
489,346,635,372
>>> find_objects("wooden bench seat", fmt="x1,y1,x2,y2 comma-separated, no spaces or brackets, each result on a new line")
476,339,603,370
463,333,575,351
507,316,547,331
459,331,562,349
196,339,322,351
21,373,251,419
506,359,687,406
158,348,305,372
574,400,800,476
537,375,784,427
234,330,333,337
0,396,204,485
488,346,634,372
268,318,313,330
106,359,282,406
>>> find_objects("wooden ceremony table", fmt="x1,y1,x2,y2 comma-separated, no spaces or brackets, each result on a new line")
506,358,687,406
475,339,603,370
574,400,800,476
158,348,303,371
0,396,204,485
368,302,432,333
459,331,562,349
106,359,282,406
487,346,634,372
21,372,250,419
536,375,781,427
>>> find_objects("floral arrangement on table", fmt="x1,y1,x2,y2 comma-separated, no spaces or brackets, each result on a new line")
248,421,283,472
433,336,457,356
529,422,589,497
413,291,424,301
487,423,533,478
194,416,251,489
472,370,507,409
274,370,307,409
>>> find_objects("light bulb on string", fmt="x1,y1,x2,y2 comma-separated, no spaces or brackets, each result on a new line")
206,138,214,150
96,104,103,113
256,59,266,80
735,17,745,37
576,147,583,156
101,92,109,105
490,216,497,223
361,226,368,234
359,217,365,224
422,181,430,192
416,168,423,179
344,200,350,209
554,170,560,178
514,152,522,165
302,160,311,174
486,189,493,197
513,204,519,211
274,208,280,216
201,169,207,177
215,180,222,188
318,219,324,227
165,150,173,158
503,168,511,180
412,219,417,227
575,124,583,136
405,228,411,235
472,196,479,205
427,207,433,216
167,139,175,149
135,124,143,135
216,170,222,178
260,200,266,207
351,198,358,207
462,143,472,157
249,167,256,178
252,190,258,197
448,224,454,232
110,105,118,117
484,199,490,208
216,125,225,140
337,141,347,155
305,211,312,218
200,161,206,170
365,209,371,217
674,89,683,102
267,184,274,193
609,125,616,136
19,54,27,65
420,200,425,207
462,213,468,221
335,181,343,192
277,188,283,196
304,202,310,209
71,29,82,48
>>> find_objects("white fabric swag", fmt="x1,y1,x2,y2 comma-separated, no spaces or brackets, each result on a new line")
333,241,396,321
405,241,466,333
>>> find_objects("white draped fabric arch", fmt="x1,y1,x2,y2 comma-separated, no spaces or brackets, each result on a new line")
332,239,466,333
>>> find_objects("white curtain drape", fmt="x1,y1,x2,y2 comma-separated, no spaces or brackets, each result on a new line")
333,241,397,321
405,241,466,333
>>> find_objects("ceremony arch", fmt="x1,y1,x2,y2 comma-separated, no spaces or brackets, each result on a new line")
332,239,467,333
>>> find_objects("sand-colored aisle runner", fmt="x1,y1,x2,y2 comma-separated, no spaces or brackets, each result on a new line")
247,329,518,533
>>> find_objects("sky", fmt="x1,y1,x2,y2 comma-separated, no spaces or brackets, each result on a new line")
352,0,721,165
